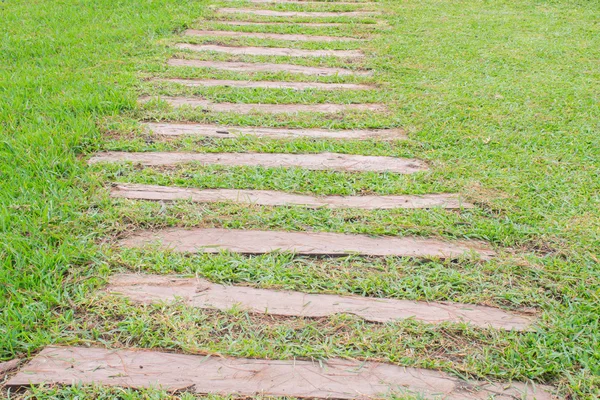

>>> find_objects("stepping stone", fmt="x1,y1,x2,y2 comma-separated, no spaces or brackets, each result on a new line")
160,78,373,91
184,29,364,42
118,228,496,259
168,58,372,76
89,152,426,174
108,274,532,330
142,122,404,139
175,43,364,58
217,8,379,17
111,184,473,210
210,21,368,27
139,96,387,114
7,347,554,399
228,0,374,4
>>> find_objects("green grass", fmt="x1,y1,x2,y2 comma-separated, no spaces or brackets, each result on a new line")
1,0,600,398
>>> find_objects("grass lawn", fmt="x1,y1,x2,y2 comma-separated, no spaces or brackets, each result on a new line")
1,0,599,398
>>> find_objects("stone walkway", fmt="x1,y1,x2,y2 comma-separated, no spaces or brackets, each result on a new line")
6,0,555,398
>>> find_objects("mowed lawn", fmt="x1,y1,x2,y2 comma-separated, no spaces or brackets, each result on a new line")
1,0,599,398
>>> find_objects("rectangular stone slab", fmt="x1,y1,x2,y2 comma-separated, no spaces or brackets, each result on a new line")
168,58,372,76
161,78,373,91
89,152,427,174
184,29,363,42
118,228,496,259
142,122,405,140
211,21,369,27
175,43,363,58
7,347,553,400
111,184,473,210
108,274,532,330
139,96,386,113
227,0,374,4
217,8,380,17
139,96,386,114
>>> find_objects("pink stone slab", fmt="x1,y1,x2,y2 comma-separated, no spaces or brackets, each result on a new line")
139,96,387,114
142,122,404,139
118,228,496,259
184,29,363,42
89,152,427,174
217,8,380,17
111,184,472,210
227,0,374,4
167,58,372,76
161,78,373,90
7,347,554,399
175,43,364,58
210,21,369,27
108,274,533,330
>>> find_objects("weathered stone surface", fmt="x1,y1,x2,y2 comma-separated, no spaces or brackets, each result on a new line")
217,8,379,17
89,152,427,174
161,78,372,90
211,21,362,27
227,0,373,4
143,122,404,139
184,29,363,42
108,274,532,330
168,58,372,76
0,358,20,378
7,347,554,399
118,228,495,259
111,184,472,210
175,43,364,58
139,96,387,114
